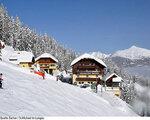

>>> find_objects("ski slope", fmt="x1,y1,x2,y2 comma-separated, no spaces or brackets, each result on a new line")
0,61,138,116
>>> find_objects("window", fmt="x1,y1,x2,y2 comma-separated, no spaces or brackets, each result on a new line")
91,82,93,84
113,82,120,87
50,64,55,67
82,82,84,84
46,64,49,67
9,59,17,61
79,82,81,84
74,82,77,85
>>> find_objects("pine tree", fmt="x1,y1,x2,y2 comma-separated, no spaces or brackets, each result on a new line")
133,77,150,116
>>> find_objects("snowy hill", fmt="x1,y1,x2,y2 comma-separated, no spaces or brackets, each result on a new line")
1,46,15,62
112,46,150,60
0,61,137,116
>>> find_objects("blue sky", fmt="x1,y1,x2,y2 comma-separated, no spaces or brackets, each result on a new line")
1,0,150,53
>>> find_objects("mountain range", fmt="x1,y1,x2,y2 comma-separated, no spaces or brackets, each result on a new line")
91,46,150,79
112,46,150,60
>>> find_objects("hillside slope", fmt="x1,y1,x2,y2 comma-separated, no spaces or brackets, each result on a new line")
0,61,137,116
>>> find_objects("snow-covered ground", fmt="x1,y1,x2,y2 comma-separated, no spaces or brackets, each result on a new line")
0,60,138,116
1,46,15,62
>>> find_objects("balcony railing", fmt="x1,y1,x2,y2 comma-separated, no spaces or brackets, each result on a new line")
76,77,99,81
78,64,96,66
77,70,101,75
39,63,57,68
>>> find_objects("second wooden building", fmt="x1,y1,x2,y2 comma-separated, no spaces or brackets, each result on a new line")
71,53,107,85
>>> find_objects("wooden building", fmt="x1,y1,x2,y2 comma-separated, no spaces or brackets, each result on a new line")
104,73,122,96
9,51,35,69
35,53,58,75
71,53,107,85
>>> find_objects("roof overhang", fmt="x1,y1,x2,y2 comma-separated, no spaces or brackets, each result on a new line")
71,53,107,68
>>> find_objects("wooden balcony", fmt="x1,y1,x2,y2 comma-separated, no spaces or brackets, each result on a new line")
39,63,57,69
77,70,101,75
77,65,96,69
76,77,99,82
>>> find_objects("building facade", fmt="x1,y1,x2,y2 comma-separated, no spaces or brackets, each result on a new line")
104,73,122,97
71,53,107,85
19,61,34,69
35,53,58,75
9,51,35,69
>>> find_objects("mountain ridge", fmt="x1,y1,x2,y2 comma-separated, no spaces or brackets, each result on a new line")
111,46,150,60
90,45,150,79
91,46,150,60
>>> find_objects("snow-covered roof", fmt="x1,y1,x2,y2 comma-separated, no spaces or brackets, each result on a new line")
105,73,122,82
9,51,34,64
19,51,34,63
112,76,122,82
35,53,58,63
71,53,107,67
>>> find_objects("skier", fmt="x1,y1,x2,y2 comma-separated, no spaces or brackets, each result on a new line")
41,70,45,79
56,75,59,81
0,73,3,89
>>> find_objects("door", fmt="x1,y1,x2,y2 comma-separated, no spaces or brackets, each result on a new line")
49,69,53,75
44,69,48,73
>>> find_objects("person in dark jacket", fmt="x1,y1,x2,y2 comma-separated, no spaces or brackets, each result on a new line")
0,73,3,88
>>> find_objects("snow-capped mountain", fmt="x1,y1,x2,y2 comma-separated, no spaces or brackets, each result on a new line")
110,46,150,78
110,46,150,67
89,46,150,79
111,46,150,60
